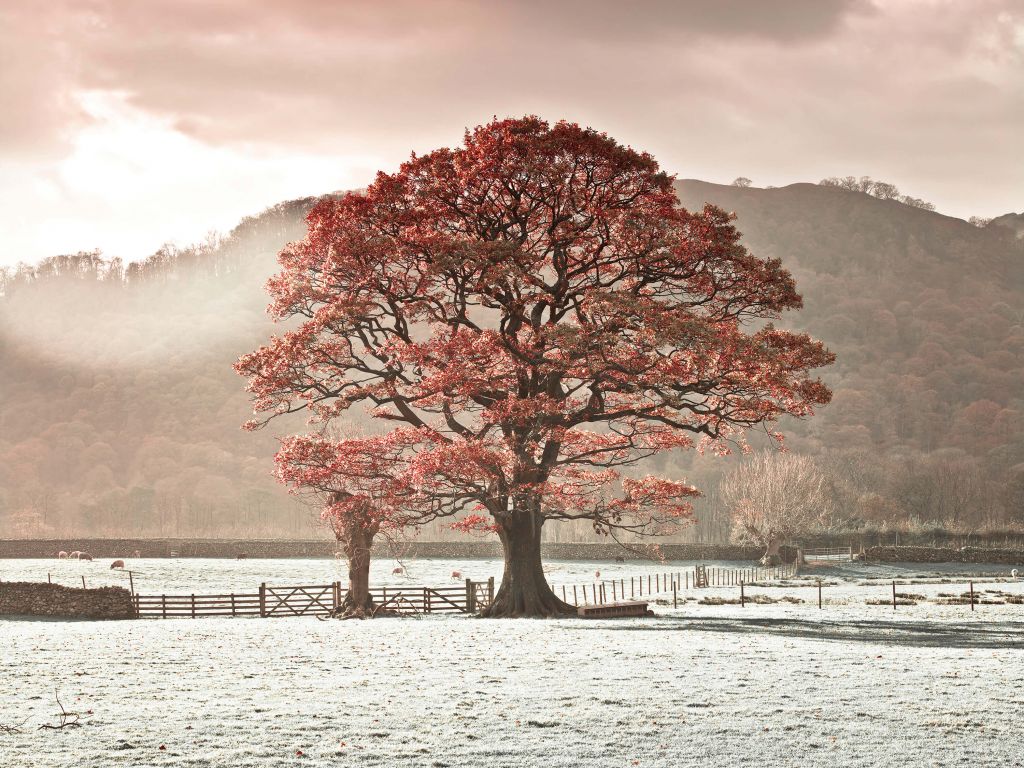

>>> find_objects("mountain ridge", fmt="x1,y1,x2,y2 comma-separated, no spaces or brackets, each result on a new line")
1,179,1021,539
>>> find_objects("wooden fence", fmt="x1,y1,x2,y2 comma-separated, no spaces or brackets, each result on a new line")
130,562,798,617
553,561,799,606
803,546,854,563
133,578,495,619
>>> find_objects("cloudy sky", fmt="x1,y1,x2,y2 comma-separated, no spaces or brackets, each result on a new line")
1,0,1021,266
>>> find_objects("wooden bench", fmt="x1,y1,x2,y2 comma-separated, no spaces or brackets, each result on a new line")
577,601,652,618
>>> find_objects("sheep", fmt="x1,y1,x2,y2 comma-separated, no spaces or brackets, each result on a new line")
1012,569,1019,580
57,551,69,559
110,559,125,569
78,552,93,562
614,556,625,563
69,551,81,559
392,567,404,575
451,570,462,580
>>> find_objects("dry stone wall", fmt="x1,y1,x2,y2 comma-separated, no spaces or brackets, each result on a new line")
0,581,135,619
864,546,1024,565
0,538,788,562
5,539,1024,564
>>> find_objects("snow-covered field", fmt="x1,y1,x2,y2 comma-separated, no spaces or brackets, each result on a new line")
2,558,1023,767
4,555,1018,598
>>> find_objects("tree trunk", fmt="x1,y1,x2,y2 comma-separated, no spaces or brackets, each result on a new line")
761,538,782,566
478,511,575,618
338,524,376,617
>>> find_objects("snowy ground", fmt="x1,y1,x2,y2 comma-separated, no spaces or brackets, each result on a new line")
2,558,1023,767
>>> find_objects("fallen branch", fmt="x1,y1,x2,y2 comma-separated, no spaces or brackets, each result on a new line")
38,689,82,730
0,717,27,735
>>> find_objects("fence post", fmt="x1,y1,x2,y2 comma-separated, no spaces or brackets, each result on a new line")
892,581,896,611
562,585,567,605
259,582,266,618
81,576,86,589
467,578,475,613
970,581,975,611
740,580,745,608
487,577,494,605
673,583,677,609
129,571,134,595
817,579,822,610
573,584,578,606
191,593,196,619
424,587,431,614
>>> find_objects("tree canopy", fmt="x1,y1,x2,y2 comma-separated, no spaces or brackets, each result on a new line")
237,117,833,615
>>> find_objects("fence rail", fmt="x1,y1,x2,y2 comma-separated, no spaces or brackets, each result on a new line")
803,547,854,562
132,562,800,617
133,578,495,619
552,561,800,607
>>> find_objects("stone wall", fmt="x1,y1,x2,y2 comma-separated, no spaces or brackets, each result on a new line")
0,538,795,563
0,581,136,619
864,546,1024,565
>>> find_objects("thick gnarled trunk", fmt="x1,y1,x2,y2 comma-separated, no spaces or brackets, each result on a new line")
337,523,376,617
478,511,575,618
761,538,782,567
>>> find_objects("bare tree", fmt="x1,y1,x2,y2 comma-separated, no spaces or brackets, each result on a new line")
721,453,832,564
731,176,752,187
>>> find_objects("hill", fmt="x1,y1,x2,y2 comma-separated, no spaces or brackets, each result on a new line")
1,181,1021,540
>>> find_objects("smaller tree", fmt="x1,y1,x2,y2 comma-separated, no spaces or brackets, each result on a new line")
721,453,831,564
731,176,752,187
274,430,442,617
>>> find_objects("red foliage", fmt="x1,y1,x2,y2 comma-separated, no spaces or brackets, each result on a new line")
237,117,832,541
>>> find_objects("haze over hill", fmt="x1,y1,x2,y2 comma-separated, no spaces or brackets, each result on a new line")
1,181,1021,542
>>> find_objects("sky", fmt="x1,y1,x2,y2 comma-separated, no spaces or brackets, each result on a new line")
1,0,1022,266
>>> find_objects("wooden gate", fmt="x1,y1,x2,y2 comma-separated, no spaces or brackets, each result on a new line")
803,547,853,563
694,565,709,588
260,583,337,617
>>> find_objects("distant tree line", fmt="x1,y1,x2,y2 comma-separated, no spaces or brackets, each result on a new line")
2,181,1021,544
818,176,935,211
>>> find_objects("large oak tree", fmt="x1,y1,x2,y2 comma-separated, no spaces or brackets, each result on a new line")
237,117,833,617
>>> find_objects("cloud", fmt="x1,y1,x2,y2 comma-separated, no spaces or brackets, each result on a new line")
0,0,1021,264
0,0,871,155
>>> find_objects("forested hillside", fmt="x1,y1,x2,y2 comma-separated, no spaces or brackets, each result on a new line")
2,182,1021,541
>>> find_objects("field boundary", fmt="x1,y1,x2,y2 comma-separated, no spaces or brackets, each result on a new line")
133,578,496,618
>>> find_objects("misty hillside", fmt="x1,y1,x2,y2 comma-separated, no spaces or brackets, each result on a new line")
1,181,1021,540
